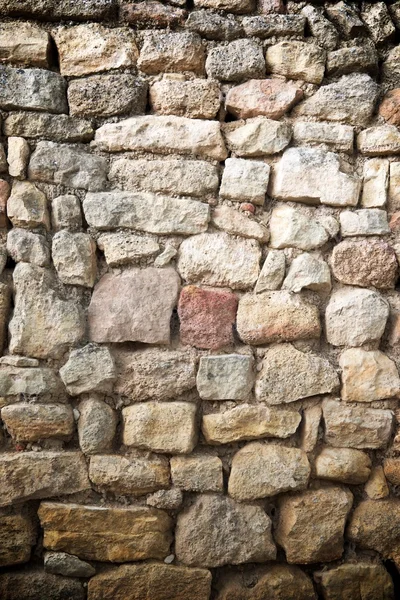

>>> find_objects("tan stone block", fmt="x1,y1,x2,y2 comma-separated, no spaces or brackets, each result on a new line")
0,21,50,68
314,447,371,484
0,506,36,567
150,79,220,119
340,348,400,402
171,454,223,492
1,403,74,442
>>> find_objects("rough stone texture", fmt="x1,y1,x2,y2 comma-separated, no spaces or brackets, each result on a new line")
292,121,354,153
138,32,204,75
0,66,67,113
243,14,305,37
77,398,117,455
223,117,291,157
1,403,74,441
361,158,389,207
4,112,93,144
358,125,400,156
7,137,29,179
331,239,397,289
196,354,254,399
60,344,116,396
0,365,64,399
7,181,49,230
269,205,333,250
365,466,390,500
211,205,269,241
226,78,303,120
121,2,187,28
52,231,96,288
0,0,116,20
379,88,400,126
265,41,326,84
275,486,353,564
282,253,331,293
0,21,50,68
340,208,390,236
88,268,180,344
0,506,36,567
51,195,82,232
384,458,400,486
0,570,85,600
44,552,95,578
175,494,276,567
326,43,378,77
186,10,243,40
206,39,265,82
150,79,220,119
315,563,394,600
97,231,159,266
171,454,223,492
194,0,254,12
314,447,371,484
255,250,285,292
7,228,50,267
38,502,172,562
300,405,321,453
339,348,400,402
220,157,270,204
237,292,321,345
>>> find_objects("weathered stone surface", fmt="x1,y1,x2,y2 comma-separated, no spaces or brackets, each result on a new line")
0,570,85,600
340,208,390,236
113,348,196,402
314,447,371,484
0,66,67,114
44,552,95,578
171,454,223,492
283,253,331,293
0,283,10,354
271,147,360,207
255,344,338,404
4,112,93,143
383,45,400,85
300,405,321,453
223,117,291,157
175,494,275,567
60,344,115,396
302,4,338,51
0,180,10,229
7,137,29,179
326,43,378,77
220,158,269,205
186,10,243,40
389,162,400,212
243,14,305,37
361,158,388,208
178,286,238,349
52,231,96,288
54,24,137,77
332,239,397,289
365,466,389,500
0,366,63,399
110,156,219,197
202,404,301,444
211,205,268,241
325,2,363,37
266,41,326,84
7,229,50,267
361,1,395,44
255,250,285,292
68,74,147,118
122,402,197,454
121,1,186,27
1,403,74,442
269,205,333,250
325,287,389,347
206,39,264,82
9,263,85,359
321,564,393,600
88,268,179,344
97,232,159,266
0,452,90,507
194,0,254,13
38,502,172,562
340,348,400,403
150,78,220,119
51,195,82,232
88,563,212,600
138,31,204,75
384,458,400,486
0,506,36,567
322,398,393,449
292,121,354,153
28,142,107,192
275,486,353,564
77,398,117,455
147,488,183,510
237,292,321,345
225,78,303,120
297,74,379,126
7,181,49,230
379,88,400,126
358,125,400,156
89,454,170,495
196,355,253,400
177,232,260,290
0,356,39,368
0,21,49,67
0,0,116,20
229,443,310,501
94,115,227,160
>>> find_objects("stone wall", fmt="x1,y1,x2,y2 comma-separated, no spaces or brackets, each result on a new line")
0,0,400,598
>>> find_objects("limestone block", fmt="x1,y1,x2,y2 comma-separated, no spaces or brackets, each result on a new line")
7,137,29,179
4,112,94,143
219,157,270,205
196,355,254,400
226,78,303,120
314,447,371,484
206,39,265,81
0,21,50,67
52,231,96,288
331,239,397,289
266,41,326,84
171,454,223,492
361,158,389,207
7,181,49,230
138,32,204,75
97,232,159,266
150,78,220,119
77,398,117,455
1,403,74,442
60,344,115,396
211,206,268,241
269,205,334,250
0,506,36,567
7,229,50,267
255,250,285,292
51,195,82,232
282,253,331,293
292,121,354,153
0,65,67,114
340,348,400,402
314,563,394,600
223,117,291,156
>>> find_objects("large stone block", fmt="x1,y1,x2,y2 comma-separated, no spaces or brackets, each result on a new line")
314,447,371,484
331,239,397,289
0,506,36,567
4,112,94,143
292,121,354,153
0,22,50,68
0,366,64,400
223,117,291,156
314,563,394,600
226,78,303,120
196,355,254,399
220,157,270,205
1,404,74,442
269,205,335,250
0,569,85,600
0,0,116,20
52,231,96,288
138,32,204,75
266,41,326,84
0,66,67,113
170,454,223,493
206,39,265,82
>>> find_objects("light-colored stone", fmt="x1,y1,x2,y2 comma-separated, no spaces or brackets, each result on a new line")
0,356,38,368
271,147,361,207
122,402,197,454
52,231,96,288
383,458,400,486
243,14,305,37
314,563,394,600
150,78,220,119
7,228,50,267
275,486,353,564
219,157,270,205
0,283,10,354
7,181,49,230
206,39,265,82
154,245,176,267
226,78,303,120
1,403,74,442
51,195,82,232
175,494,276,567
362,1,395,43
255,250,285,292
314,447,371,484
83,191,209,236
322,398,393,449
283,253,331,293
88,268,179,345
138,31,204,75
113,348,196,402
186,9,243,40
0,506,36,567
361,158,389,207
196,355,254,400
0,65,67,114
292,121,354,153
97,232,159,267
325,287,389,347
223,117,291,156
54,24,138,77
7,137,29,179
0,21,50,68
300,405,321,453
255,343,338,404
302,5,338,51
340,208,390,236
229,443,310,501
340,348,400,402
202,404,300,444
110,157,219,197
194,0,254,13
78,398,117,455
0,452,90,507
266,41,326,84
171,454,223,492
94,115,227,161
89,454,170,495
211,205,268,241
237,292,321,345
9,263,85,359
269,205,333,250
38,502,172,563
358,125,400,156
365,466,390,500
0,366,64,400
177,232,260,290
44,552,95,578
389,161,400,213
60,344,115,396
4,112,94,143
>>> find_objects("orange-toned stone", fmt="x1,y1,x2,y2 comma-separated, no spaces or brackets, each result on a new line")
226,79,303,120
390,211,400,232
379,89,400,126
178,285,238,349
120,2,187,27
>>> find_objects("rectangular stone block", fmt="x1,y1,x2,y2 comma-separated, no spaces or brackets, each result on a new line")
1,403,74,442
0,506,36,566
0,66,67,114
292,121,354,153
0,22,50,68
138,32,205,75
0,0,116,20
4,112,94,143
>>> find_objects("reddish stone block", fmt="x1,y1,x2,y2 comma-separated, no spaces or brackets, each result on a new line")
379,89,400,126
178,286,238,350
120,2,187,28
390,211,400,232
258,0,285,14
0,180,10,229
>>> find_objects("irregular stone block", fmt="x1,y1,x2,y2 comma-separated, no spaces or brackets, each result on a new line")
220,157,270,205
300,405,321,453
178,286,238,350
340,208,390,236
314,563,394,600
51,195,82,232
171,454,223,492
243,14,305,37
121,1,186,27
365,466,390,500
77,398,117,455
147,488,183,510
7,181,49,230
138,32,204,75
315,447,371,484
255,343,338,404
1,403,74,442
322,398,393,449
362,158,389,208
326,43,378,77
175,494,276,567
301,5,338,51
229,443,310,501
38,502,172,562
384,458,400,486
4,112,94,143
194,0,254,12
325,2,363,37
7,137,29,179
389,162,400,212
358,125,400,156
339,348,400,402
177,232,260,290
282,253,331,293
0,506,36,567
0,285,11,354
60,344,115,396
211,205,268,241
186,10,243,40
0,21,50,67
269,205,334,250
255,250,285,292
266,41,326,84
9,263,85,359
0,366,63,400
94,115,227,160
223,117,291,156
226,78,303,120
196,355,254,400
292,121,354,153
0,452,90,507
0,0,116,20
361,1,395,44
0,569,85,600
88,267,179,344
202,404,301,444
122,401,197,454
275,486,353,564
325,287,389,346
7,228,50,267
237,291,321,345
150,78,220,119
52,231,96,288
0,66,67,113
206,39,265,82
44,552,95,578
379,88,400,126
0,180,10,229
97,232,159,266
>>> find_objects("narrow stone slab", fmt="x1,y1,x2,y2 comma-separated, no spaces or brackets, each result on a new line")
4,112,94,142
